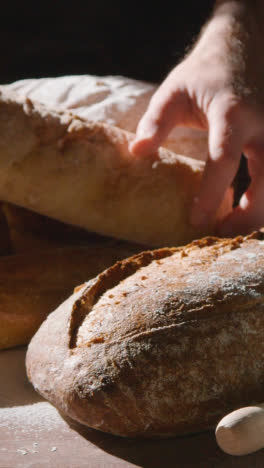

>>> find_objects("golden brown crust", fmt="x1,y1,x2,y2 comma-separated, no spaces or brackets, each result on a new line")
68,247,176,348
0,75,208,160
0,91,232,247
26,232,264,438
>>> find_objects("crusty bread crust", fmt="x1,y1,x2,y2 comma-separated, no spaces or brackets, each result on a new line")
26,231,264,437
0,91,232,247
0,75,208,160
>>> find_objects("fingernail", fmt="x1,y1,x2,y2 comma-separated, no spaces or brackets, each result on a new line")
128,128,147,152
129,133,155,156
129,138,146,155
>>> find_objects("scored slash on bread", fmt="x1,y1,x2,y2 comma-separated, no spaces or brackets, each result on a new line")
26,231,264,438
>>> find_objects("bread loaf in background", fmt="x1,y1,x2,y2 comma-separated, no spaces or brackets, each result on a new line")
0,91,232,247
26,231,264,438
0,241,141,350
1,202,113,253
0,203,12,255
0,75,208,161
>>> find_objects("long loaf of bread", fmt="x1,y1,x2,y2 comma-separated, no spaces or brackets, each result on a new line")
0,75,208,160
0,91,232,247
26,231,264,438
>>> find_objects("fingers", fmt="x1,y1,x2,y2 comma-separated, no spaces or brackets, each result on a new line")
190,104,243,227
219,190,264,237
129,76,193,157
220,147,264,236
129,65,264,237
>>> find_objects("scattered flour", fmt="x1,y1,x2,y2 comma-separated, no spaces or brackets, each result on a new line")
0,402,64,435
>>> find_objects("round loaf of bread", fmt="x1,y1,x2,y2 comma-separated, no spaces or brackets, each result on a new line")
26,232,264,438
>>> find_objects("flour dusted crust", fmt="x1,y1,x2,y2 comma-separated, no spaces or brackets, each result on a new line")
0,91,231,247
0,75,208,160
26,231,264,437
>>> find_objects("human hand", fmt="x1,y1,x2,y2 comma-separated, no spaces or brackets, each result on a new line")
130,1,264,236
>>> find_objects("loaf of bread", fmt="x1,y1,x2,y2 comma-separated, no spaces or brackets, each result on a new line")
0,91,232,247
1,202,111,253
0,241,141,350
0,203,12,255
0,75,208,160
26,231,264,438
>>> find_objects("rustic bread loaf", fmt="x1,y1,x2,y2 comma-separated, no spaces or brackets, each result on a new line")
0,203,12,255
0,75,208,160
0,241,140,350
26,231,264,438
0,91,232,247
1,202,114,253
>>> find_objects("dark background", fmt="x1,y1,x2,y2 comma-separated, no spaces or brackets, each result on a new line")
0,1,213,84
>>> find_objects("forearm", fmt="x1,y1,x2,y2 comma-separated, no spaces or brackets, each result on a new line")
186,0,264,99
212,0,264,30
214,0,264,12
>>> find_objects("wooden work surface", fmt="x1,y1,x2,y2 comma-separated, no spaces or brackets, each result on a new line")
0,348,264,468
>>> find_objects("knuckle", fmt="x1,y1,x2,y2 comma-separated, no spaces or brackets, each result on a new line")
211,90,246,124
220,97,242,122
156,75,185,101
147,87,185,126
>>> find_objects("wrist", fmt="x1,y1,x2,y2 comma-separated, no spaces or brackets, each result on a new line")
191,0,263,60
213,1,264,30
183,0,264,102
